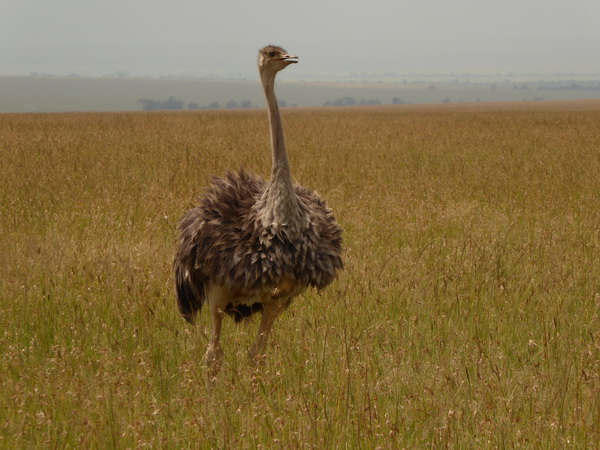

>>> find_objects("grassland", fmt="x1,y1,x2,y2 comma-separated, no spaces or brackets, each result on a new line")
1,101,599,447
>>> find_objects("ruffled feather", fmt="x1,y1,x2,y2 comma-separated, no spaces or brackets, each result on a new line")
174,169,343,315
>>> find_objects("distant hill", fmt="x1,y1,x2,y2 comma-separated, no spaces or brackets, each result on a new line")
1,75,599,113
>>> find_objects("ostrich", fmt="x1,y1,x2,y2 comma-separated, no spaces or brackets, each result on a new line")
174,45,343,376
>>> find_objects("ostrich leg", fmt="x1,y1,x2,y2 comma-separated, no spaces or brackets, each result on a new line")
204,286,228,378
248,300,288,362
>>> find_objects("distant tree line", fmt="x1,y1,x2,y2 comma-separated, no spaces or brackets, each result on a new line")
143,93,560,110
137,94,551,109
323,96,409,106
138,97,266,111
323,97,382,106
538,83,600,91
138,96,185,111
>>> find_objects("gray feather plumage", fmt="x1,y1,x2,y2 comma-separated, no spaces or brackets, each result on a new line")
174,169,343,322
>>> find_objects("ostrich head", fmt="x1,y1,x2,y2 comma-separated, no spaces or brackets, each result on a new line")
259,45,298,76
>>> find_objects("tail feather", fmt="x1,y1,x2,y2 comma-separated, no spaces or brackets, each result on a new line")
175,266,204,324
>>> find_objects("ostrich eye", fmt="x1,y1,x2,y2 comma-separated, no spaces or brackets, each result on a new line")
267,51,277,58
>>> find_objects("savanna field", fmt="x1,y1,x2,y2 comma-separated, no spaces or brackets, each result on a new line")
1,101,599,447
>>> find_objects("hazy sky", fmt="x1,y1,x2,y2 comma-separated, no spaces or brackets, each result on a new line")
2,0,600,78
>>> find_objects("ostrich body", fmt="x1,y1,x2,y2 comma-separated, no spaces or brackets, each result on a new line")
174,45,343,375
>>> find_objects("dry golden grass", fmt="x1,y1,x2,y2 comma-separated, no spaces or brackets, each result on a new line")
1,100,599,447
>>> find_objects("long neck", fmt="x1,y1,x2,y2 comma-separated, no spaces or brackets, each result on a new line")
261,70,292,185
257,69,305,235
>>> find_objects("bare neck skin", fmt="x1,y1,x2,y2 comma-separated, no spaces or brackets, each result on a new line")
258,70,304,235
261,70,292,185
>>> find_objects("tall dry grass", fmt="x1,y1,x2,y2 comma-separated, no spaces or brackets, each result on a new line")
1,102,599,447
